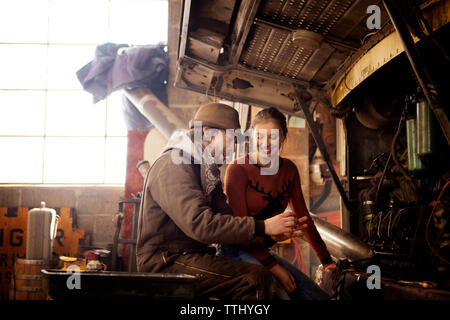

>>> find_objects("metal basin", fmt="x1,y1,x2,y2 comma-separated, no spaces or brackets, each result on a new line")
41,269,197,300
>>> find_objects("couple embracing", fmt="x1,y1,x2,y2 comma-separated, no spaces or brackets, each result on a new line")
136,102,336,300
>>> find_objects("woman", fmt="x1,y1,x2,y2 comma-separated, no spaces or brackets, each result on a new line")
222,107,336,300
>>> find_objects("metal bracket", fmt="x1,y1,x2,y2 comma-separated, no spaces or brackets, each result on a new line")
383,0,450,146
294,86,352,212
111,197,141,272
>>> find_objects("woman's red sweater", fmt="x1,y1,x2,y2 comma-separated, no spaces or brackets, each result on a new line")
224,155,332,268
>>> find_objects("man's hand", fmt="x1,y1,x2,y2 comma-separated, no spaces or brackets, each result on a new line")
270,232,292,242
270,215,309,241
264,211,296,236
270,264,296,293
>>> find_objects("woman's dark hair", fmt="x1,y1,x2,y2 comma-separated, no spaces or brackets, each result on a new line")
250,107,288,140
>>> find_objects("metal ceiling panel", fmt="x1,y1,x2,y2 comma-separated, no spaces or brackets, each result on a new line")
175,0,391,112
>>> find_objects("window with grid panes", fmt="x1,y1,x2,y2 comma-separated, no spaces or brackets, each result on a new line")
0,0,168,184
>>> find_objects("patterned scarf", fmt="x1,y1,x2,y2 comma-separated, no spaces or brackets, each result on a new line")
161,129,222,199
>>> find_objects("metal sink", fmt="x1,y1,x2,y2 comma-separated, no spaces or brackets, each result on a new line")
41,269,197,300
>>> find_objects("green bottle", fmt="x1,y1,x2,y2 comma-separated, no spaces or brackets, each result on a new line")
416,100,434,156
406,117,424,171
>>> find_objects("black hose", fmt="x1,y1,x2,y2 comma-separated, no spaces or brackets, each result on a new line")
310,179,332,212
375,108,405,205
375,104,419,206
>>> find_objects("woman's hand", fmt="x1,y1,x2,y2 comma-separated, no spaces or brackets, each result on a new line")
269,264,296,293
322,261,337,290
264,211,296,236
292,216,309,237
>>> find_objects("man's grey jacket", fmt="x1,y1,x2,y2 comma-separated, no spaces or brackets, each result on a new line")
136,149,271,271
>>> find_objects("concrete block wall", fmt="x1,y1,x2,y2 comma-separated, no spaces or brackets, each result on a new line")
0,186,124,250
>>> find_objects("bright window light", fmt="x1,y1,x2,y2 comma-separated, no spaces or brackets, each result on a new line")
0,137,44,183
105,137,128,184
0,90,46,136
46,91,106,137
0,0,49,44
0,45,48,89
106,92,129,137
48,0,109,44
109,0,168,45
47,45,98,90
43,137,105,183
0,0,168,185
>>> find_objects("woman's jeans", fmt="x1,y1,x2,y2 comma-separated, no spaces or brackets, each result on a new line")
219,245,330,300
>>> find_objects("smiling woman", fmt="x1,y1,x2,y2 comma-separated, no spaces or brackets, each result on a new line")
0,0,168,185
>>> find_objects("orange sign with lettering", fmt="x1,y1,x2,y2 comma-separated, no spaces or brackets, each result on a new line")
0,207,89,300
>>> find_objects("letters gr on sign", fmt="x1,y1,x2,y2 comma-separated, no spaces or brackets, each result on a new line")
0,227,26,286
0,228,24,247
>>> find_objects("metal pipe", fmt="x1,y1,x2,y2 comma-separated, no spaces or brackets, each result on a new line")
129,199,140,272
310,213,375,262
123,87,187,139
136,160,150,179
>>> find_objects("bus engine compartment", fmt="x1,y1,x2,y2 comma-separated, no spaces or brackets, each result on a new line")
174,0,450,299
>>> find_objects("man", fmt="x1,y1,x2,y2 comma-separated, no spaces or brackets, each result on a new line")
136,102,302,299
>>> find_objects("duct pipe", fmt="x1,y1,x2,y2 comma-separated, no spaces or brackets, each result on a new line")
123,87,187,139
309,213,374,262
